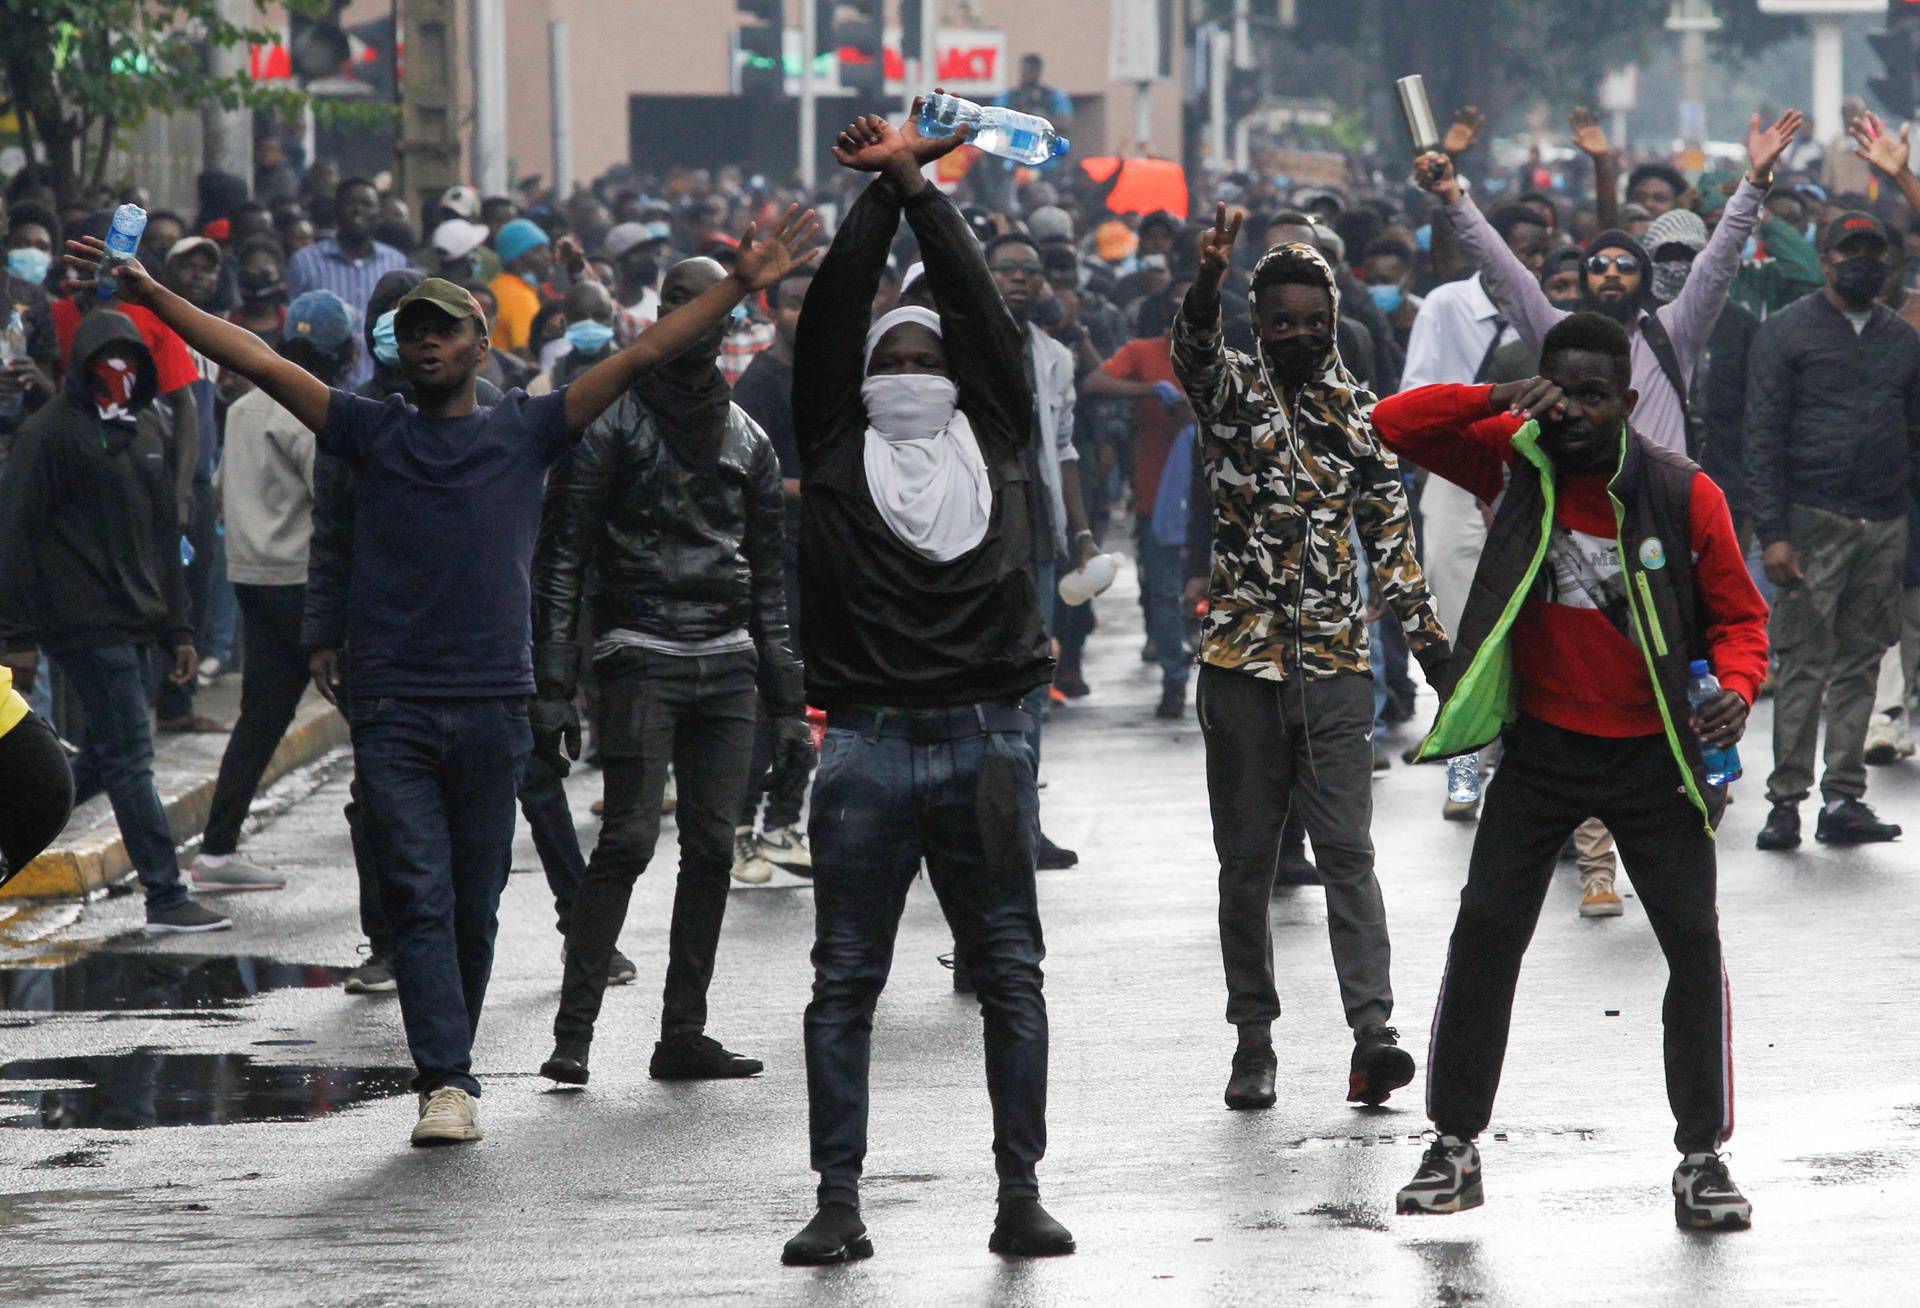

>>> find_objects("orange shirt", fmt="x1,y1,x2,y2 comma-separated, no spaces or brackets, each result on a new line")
489,271,542,356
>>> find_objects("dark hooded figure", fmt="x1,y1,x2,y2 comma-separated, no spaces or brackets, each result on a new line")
0,310,229,932
1170,207,1450,1119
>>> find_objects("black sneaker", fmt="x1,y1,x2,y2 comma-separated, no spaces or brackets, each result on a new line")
1814,798,1901,845
1154,682,1186,720
344,955,396,994
540,1045,590,1086
648,1033,763,1080
1755,801,1800,851
1349,1024,1416,1106
1673,1152,1752,1230
1036,835,1078,870
1396,1135,1483,1215
1224,1042,1277,1110
988,1196,1075,1256
145,899,233,935
1054,670,1090,699
607,948,638,986
782,1202,873,1265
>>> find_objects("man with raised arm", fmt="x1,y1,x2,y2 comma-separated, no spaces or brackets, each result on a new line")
779,105,1073,1267
61,208,819,1149
1416,109,1801,455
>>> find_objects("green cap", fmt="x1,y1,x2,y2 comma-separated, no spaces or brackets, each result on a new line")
394,277,486,331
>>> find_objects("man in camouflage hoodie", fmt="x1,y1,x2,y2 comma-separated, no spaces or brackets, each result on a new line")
1172,204,1450,1114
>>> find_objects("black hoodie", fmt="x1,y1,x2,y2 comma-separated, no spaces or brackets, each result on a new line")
0,310,190,654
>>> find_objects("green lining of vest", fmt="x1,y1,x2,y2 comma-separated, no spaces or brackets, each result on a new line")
1415,421,1556,762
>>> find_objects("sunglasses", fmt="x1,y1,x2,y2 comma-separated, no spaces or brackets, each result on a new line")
1586,254,1642,276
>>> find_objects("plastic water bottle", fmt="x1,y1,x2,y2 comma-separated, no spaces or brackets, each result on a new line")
1686,659,1742,785
1446,753,1481,805
0,309,25,420
98,203,148,301
917,91,1070,165
179,535,195,567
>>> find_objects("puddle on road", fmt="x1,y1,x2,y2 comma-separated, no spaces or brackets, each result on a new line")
0,953,350,1014
0,1052,411,1130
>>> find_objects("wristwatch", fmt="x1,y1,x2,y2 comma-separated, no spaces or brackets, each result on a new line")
1747,167,1774,189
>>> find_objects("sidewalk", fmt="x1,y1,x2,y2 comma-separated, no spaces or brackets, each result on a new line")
3,673,346,901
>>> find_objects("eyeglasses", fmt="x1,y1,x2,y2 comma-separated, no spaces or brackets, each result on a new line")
1586,254,1642,276
990,261,1044,276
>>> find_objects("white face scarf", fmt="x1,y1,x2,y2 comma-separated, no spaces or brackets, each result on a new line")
859,308,992,563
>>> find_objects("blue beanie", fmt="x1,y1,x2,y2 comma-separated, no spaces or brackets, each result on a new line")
496,217,551,266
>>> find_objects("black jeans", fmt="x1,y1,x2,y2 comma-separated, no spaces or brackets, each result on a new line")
804,704,1047,1208
0,712,75,887
61,643,188,911
554,648,757,1051
349,695,530,1096
1426,715,1731,1155
202,584,309,856
1198,665,1394,1031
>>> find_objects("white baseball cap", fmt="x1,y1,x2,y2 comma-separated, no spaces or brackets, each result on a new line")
438,185,481,220
431,218,490,259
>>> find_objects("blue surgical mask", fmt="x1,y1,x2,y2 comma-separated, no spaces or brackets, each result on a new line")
1742,235,1759,261
1805,222,1819,243
1367,283,1404,314
1414,224,1433,253
372,309,400,365
565,319,615,353
7,247,51,285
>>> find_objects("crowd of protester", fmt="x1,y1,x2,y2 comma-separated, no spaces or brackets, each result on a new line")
7,66,1920,1255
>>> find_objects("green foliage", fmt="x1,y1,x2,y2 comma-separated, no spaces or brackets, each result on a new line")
0,0,390,194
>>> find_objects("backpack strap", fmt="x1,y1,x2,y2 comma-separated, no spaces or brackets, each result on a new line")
1637,311,1701,456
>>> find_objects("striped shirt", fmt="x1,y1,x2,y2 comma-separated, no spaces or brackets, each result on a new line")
285,237,412,387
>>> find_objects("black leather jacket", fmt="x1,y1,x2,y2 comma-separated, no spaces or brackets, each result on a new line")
530,392,802,715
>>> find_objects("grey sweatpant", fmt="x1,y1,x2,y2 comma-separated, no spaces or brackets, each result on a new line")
1767,506,1906,805
1198,665,1392,1032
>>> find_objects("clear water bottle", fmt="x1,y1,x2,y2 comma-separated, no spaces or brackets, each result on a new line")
98,203,148,301
0,309,25,420
1446,753,1481,805
180,535,195,567
917,91,1070,165
1686,659,1742,785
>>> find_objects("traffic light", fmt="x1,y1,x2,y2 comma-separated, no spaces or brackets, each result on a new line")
824,0,884,98
901,0,924,60
1871,0,1920,121
738,0,784,96
289,1,350,81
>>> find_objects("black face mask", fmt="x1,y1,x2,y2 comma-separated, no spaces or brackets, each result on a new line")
1833,255,1887,309
1267,334,1330,386
238,268,283,302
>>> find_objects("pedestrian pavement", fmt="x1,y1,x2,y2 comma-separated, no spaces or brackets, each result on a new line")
3,673,344,900
0,563,1917,1305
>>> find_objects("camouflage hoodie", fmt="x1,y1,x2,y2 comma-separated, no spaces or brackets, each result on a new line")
1171,241,1446,682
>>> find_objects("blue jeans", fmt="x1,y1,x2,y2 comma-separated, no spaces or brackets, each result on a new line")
59,644,188,912
804,707,1049,1207
1136,517,1192,691
349,695,531,1096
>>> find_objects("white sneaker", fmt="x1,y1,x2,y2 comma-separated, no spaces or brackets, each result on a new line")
191,854,287,892
730,826,773,885
1864,713,1914,766
410,1087,482,1146
756,825,812,873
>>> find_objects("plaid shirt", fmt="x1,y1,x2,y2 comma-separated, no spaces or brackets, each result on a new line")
285,237,412,387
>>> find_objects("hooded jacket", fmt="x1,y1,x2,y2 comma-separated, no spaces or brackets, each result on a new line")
1169,241,1446,683
0,310,191,654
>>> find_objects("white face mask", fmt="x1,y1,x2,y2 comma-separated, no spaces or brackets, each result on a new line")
860,373,959,440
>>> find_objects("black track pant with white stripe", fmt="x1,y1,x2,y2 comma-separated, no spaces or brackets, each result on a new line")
1425,715,1733,1155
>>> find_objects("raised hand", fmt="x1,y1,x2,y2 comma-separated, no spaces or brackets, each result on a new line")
1850,110,1912,177
1747,108,1804,177
732,204,823,292
64,235,159,306
1195,202,1241,290
1413,151,1462,204
1489,376,1568,424
554,234,593,282
1442,107,1485,158
1569,107,1610,159
832,113,911,173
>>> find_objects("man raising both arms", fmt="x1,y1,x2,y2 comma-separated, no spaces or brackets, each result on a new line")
62,207,820,1149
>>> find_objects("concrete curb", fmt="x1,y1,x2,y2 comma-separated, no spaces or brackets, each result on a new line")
2,701,349,902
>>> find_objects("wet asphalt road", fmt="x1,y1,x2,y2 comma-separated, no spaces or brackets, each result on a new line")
1,567,1918,1306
